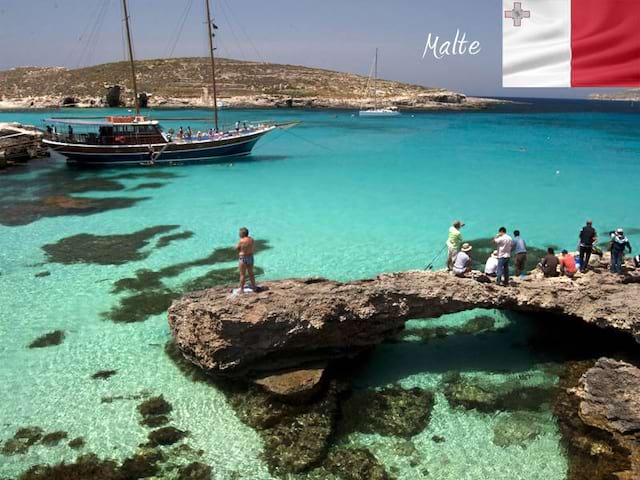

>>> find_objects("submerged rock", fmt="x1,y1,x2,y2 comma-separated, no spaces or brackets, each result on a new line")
140,415,170,428
492,412,546,448
177,462,212,480
34,271,50,278
443,375,555,413
17,454,121,480
128,182,167,192
324,447,391,480
28,330,64,348
224,382,338,474
339,386,435,438
155,230,194,248
254,367,326,403
147,427,187,446
120,449,164,478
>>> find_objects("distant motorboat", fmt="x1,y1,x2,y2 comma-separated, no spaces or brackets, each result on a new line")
359,48,400,117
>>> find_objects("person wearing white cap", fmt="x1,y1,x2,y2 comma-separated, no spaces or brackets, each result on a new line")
610,228,632,274
446,220,465,271
452,243,473,277
484,250,499,276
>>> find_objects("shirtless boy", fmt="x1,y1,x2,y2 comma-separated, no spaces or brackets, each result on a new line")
236,227,257,292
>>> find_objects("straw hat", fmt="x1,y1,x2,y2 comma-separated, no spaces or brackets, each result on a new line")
461,243,472,252
616,228,624,234
491,250,498,257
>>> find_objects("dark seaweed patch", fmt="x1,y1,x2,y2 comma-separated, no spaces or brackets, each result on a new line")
140,415,170,428
42,225,179,265
1,427,43,455
138,396,173,417
128,182,167,191
40,431,68,446
0,196,147,227
155,231,194,249
103,289,180,323
28,330,64,348
104,240,269,323
68,437,85,450
91,370,117,380
34,271,50,278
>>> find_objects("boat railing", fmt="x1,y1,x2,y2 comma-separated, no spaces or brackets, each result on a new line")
45,132,166,145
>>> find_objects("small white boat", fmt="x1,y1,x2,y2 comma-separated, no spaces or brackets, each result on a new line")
359,107,400,117
359,48,400,117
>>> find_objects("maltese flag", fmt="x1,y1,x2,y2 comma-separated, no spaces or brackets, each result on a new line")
503,0,640,87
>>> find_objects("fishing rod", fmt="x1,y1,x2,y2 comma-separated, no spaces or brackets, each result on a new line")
425,244,447,270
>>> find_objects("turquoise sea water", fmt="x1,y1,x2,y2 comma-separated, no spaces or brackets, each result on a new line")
1,103,640,479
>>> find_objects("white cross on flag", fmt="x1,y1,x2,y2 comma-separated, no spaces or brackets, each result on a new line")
503,0,640,87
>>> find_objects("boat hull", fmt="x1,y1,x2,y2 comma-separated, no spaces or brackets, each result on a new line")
43,127,274,166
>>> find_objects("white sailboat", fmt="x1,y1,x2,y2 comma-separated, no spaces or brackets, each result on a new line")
359,48,400,117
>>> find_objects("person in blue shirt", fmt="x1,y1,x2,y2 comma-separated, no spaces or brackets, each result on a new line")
610,228,632,274
513,230,527,276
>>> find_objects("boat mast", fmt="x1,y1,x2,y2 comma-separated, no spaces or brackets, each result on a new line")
205,0,219,132
122,0,140,116
374,48,378,110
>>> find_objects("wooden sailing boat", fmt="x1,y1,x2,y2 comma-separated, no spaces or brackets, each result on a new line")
43,0,276,166
359,48,400,117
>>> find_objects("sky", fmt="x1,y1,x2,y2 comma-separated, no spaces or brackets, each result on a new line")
0,0,628,99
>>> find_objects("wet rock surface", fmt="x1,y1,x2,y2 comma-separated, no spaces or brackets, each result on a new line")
169,269,640,377
323,447,391,480
491,411,546,447
254,367,326,403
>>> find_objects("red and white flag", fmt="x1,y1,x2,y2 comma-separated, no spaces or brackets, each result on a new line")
503,0,640,87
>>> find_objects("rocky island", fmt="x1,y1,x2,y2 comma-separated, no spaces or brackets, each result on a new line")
0,57,502,111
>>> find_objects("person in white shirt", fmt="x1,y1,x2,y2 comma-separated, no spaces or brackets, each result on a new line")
452,243,473,277
484,250,499,276
493,226,513,286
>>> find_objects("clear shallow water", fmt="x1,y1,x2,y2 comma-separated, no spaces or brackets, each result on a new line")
1,103,639,479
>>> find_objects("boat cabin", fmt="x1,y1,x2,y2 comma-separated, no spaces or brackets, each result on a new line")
45,116,168,145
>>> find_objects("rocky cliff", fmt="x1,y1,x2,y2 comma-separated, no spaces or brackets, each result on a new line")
168,267,640,378
0,57,501,110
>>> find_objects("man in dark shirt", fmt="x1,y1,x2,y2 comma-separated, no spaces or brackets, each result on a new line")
578,220,597,272
539,247,560,277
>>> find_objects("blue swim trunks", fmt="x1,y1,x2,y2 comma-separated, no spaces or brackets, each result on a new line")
240,255,254,265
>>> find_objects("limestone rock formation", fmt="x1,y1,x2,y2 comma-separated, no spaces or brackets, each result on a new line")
168,269,640,377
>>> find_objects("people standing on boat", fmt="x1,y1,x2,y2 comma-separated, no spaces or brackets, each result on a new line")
493,227,513,286
513,230,527,276
560,250,577,278
196,131,202,140
578,220,598,272
539,248,560,277
177,127,184,140
610,229,632,274
67,125,74,141
243,121,248,130
208,128,214,138
186,126,192,140
484,250,499,276
235,121,240,132
446,220,465,271
452,243,473,277
236,227,257,293
46,125,52,136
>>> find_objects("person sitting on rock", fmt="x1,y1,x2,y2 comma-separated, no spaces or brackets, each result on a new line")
610,228,632,274
560,249,577,278
452,243,473,277
484,250,498,276
539,247,559,277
